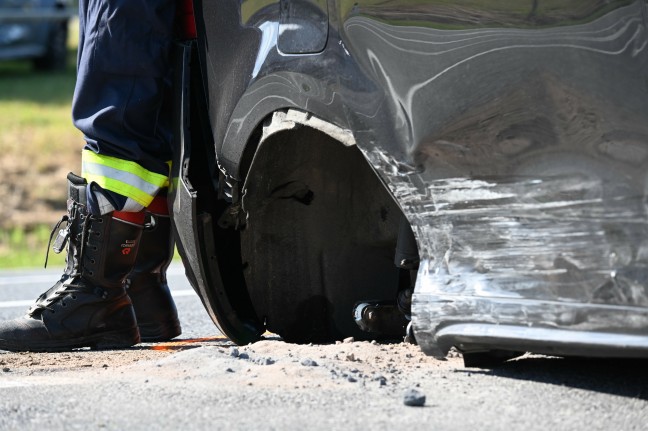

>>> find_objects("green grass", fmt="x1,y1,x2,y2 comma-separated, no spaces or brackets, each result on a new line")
0,21,80,269
0,226,67,268
0,63,80,162
0,33,80,160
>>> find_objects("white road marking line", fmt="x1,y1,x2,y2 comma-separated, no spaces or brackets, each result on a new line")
0,289,196,308
0,265,186,287
0,300,33,308
0,274,63,286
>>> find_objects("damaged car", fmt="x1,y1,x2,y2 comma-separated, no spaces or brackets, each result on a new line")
170,0,648,364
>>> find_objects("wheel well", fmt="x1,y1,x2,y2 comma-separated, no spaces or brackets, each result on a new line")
239,111,407,342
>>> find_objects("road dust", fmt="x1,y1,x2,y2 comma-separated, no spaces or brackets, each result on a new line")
0,336,462,396
4,336,648,430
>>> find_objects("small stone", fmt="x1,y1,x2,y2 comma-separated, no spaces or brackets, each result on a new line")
256,357,275,365
371,340,378,345
346,353,355,362
403,389,426,407
343,337,354,343
226,368,234,373
301,358,318,367
373,375,387,386
239,353,250,360
229,347,240,358
335,340,342,345
347,376,357,383
2,367,10,372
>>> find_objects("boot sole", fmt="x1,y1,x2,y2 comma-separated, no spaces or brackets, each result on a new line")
0,327,140,352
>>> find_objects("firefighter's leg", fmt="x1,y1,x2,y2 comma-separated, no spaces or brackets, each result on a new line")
0,0,180,352
74,0,181,339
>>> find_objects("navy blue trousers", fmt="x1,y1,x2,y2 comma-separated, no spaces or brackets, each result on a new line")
72,0,176,178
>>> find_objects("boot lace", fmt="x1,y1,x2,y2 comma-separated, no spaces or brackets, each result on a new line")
32,204,101,316
44,214,69,269
27,281,87,315
44,201,92,269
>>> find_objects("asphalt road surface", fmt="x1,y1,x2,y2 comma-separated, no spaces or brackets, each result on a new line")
0,264,647,430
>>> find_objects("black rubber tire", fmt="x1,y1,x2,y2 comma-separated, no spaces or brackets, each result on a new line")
33,21,69,72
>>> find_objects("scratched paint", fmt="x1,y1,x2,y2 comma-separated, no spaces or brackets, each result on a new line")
363,142,648,357
356,1,648,357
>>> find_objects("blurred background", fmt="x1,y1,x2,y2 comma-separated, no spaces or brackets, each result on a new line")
0,1,80,268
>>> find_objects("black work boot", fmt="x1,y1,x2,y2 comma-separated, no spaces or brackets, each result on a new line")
126,194,181,342
0,173,143,352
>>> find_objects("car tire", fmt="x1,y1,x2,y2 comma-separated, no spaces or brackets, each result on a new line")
33,21,68,72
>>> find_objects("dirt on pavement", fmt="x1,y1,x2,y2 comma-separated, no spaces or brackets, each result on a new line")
0,336,463,398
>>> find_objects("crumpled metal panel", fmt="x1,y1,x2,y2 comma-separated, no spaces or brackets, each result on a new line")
356,2,648,358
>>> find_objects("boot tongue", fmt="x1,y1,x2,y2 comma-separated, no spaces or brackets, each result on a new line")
87,183,126,216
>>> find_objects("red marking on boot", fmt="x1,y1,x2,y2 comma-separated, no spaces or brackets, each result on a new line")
146,195,169,216
113,210,146,225
122,248,132,255
177,0,197,40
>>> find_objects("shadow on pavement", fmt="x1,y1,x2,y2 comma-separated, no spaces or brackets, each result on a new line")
461,356,648,400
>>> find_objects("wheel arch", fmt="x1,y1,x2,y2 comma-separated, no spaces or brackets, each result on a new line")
234,108,411,342
176,38,417,343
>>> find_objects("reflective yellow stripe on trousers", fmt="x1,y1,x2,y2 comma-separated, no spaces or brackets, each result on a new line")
81,150,169,208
